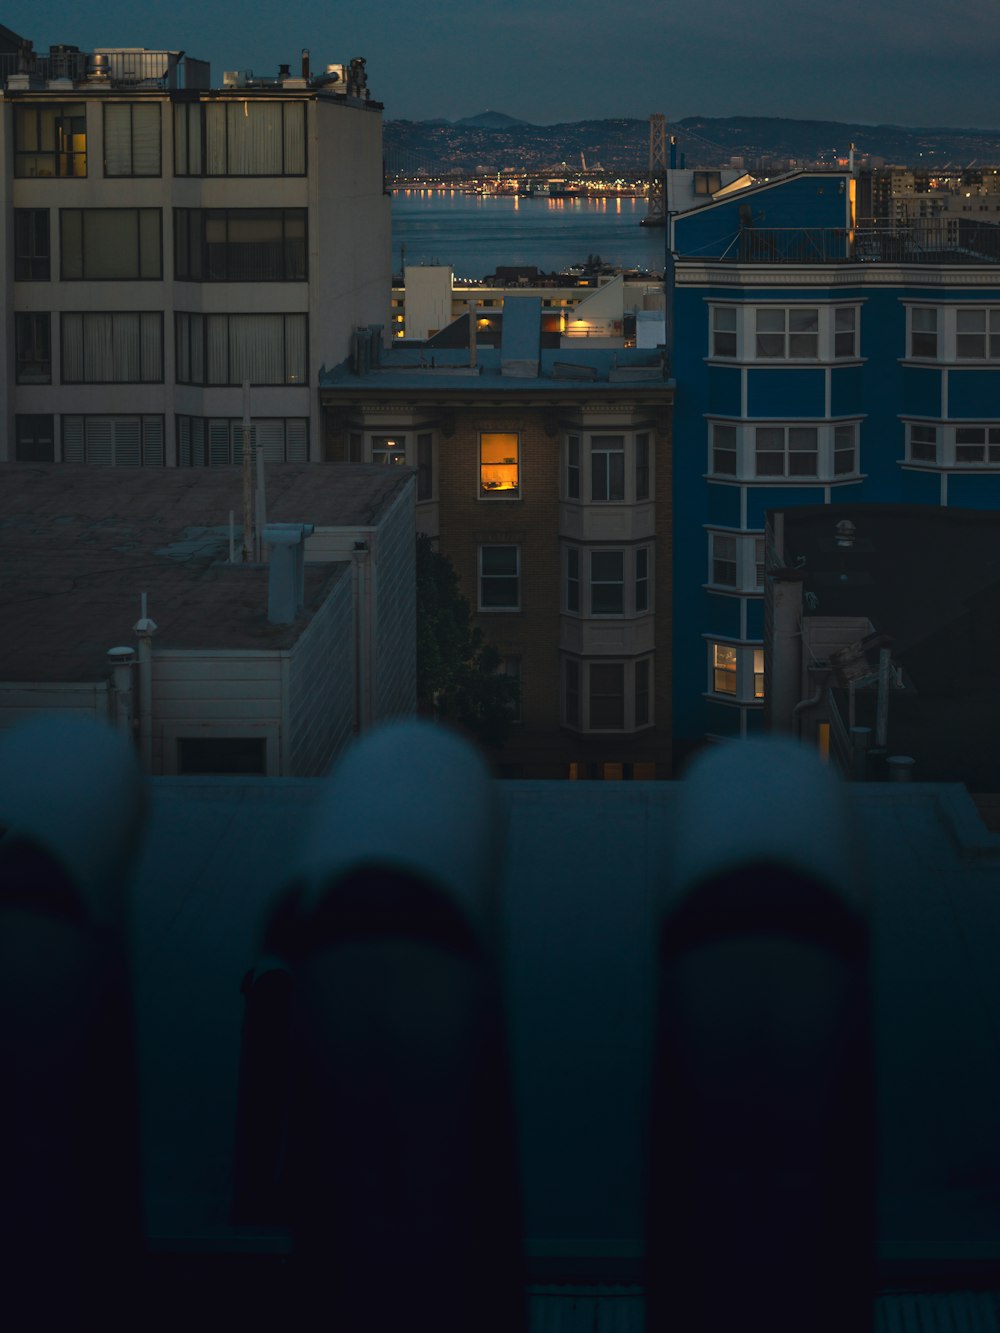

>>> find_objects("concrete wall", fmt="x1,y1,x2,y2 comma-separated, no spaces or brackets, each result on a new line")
285,562,356,775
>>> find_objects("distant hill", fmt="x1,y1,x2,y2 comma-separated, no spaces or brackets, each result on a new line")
384,113,1000,176
454,111,533,129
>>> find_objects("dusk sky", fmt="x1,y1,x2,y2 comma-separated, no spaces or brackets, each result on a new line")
8,0,1000,129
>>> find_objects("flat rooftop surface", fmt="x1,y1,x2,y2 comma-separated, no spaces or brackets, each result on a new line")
0,464,409,680
131,775,1000,1275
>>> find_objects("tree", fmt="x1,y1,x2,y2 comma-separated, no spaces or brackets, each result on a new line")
416,535,518,751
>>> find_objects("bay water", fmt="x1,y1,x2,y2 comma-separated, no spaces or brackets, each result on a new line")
391,189,667,280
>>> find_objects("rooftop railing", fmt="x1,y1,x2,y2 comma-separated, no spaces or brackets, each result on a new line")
684,218,1000,265
1,48,211,91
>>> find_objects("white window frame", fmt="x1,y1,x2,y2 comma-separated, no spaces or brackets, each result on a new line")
561,655,654,733
371,433,408,466
707,303,861,363
706,528,765,593
478,544,521,612
563,544,653,617
903,303,1000,363
904,419,1000,468
706,640,765,704
707,419,861,483
563,430,654,504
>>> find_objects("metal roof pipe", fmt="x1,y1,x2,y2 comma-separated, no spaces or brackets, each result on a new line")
647,738,873,1333
255,721,525,1330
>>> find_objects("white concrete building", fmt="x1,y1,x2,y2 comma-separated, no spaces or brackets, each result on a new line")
2,37,390,466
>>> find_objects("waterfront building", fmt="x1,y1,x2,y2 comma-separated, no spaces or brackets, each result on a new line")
2,33,389,465
393,263,665,344
669,169,1000,757
321,303,674,778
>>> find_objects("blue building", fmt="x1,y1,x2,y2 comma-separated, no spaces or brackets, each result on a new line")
669,169,1000,755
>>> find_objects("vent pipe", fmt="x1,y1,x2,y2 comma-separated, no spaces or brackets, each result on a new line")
301,48,310,79
263,523,314,624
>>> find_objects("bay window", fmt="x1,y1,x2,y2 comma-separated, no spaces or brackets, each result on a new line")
564,545,653,616
708,641,765,703
708,420,860,482
562,656,654,732
708,303,861,361
906,420,1000,467
707,530,765,593
175,312,306,385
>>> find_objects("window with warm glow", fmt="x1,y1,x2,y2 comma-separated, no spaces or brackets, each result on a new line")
480,433,520,496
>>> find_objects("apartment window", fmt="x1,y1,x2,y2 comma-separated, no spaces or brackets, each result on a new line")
694,170,722,195
173,101,306,176
62,415,164,467
709,641,764,703
15,313,51,384
61,312,162,383
708,530,766,593
417,433,434,500
835,307,857,358
15,210,50,280
713,643,737,695
591,551,625,615
591,436,625,501
565,658,581,728
711,305,737,357
479,546,520,610
710,304,860,362
372,435,407,466
566,546,581,612
710,421,858,482
956,308,1000,359
175,208,307,282
176,416,308,466
756,307,818,359
635,433,650,500
955,426,1000,464
480,433,519,496
175,313,307,385
104,103,161,176
15,103,86,177
711,423,738,476
910,307,938,358
567,434,581,498
635,547,649,613
563,657,653,732
15,415,55,463
635,658,651,727
590,664,625,730
756,426,818,477
61,209,161,280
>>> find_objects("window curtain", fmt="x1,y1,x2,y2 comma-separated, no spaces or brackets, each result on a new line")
229,314,284,383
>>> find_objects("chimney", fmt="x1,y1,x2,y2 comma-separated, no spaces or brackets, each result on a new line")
301,48,310,80
263,523,314,624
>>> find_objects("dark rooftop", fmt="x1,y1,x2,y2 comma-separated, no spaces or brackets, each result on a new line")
0,464,411,681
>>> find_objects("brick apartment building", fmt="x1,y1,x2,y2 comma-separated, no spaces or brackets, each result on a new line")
321,303,674,778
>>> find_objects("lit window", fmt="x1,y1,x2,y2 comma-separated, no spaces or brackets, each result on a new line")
372,435,407,466
480,433,519,496
479,545,520,610
713,643,738,695
709,641,764,703
15,103,87,177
